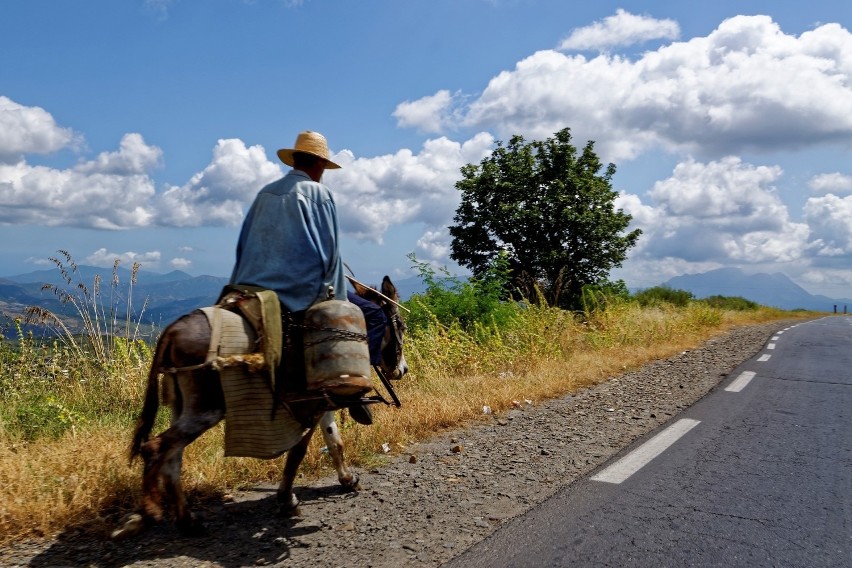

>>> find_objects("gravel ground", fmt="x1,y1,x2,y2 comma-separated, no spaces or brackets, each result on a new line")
1,320,800,568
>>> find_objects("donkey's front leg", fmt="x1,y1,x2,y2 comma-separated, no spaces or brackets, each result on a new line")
319,411,360,491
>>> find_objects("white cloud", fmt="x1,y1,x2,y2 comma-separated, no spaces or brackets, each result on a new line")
407,16,852,163
415,230,451,262
0,129,282,230
24,256,54,267
624,157,809,265
328,132,495,242
0,149,159,229
0,96,79,162
809,172,852,194
144,0,173,20
153,138,282,227
559,9,680,51
75,133,162,176
649,157,785,222
796,266,852,296
170,257,192,269
804,193,852,257
392,90,456,133
84,248,162,270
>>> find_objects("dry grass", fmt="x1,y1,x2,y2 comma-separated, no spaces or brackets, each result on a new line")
0,303,810,544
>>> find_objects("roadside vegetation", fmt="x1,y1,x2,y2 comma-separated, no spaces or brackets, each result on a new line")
0,255,813,544
0,130,816,543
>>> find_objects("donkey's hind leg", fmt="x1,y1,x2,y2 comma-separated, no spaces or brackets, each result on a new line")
159,404,225,535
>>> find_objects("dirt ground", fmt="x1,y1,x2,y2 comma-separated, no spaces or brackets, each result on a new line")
0,320,797,568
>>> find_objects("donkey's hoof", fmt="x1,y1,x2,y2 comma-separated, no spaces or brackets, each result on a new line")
111,513,147,540
341,473,361,492
278,502,302,518
277,493,301,517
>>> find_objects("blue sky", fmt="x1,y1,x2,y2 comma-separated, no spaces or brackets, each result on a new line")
1,0,850,298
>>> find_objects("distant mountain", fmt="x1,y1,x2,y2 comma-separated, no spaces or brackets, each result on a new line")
390,275,428,301
0,267,227,338
664,268,852,312
0,265,452,338
4,265,195,287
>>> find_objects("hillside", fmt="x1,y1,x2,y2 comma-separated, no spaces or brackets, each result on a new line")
0,267,431,339
0,268,228,338
664,268,851,312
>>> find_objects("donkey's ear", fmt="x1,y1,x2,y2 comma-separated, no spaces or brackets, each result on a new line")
381,275,398,300
351,278,370,296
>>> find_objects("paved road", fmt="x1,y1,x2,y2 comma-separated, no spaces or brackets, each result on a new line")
445,316,852,567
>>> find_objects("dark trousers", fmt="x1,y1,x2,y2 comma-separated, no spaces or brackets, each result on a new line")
347,291,387,365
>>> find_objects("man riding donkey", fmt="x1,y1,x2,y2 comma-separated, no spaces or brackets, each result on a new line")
114,131,406,539
228,129,388,424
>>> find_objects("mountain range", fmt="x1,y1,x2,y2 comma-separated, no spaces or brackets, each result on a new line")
1,265,848,338
0,266,429,338
664,268,851,313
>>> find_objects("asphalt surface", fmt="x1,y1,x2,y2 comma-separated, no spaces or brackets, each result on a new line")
445,316,852,568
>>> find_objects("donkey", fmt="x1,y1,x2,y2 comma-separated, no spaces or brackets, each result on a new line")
113,276,407,539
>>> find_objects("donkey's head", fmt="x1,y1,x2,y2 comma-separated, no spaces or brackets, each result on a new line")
353,275,408,380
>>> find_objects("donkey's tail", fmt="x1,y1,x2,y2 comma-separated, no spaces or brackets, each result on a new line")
129,334,168,463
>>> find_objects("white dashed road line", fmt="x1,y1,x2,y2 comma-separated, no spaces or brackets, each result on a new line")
725,371,756,392
758,354,771,362
591,419,701,484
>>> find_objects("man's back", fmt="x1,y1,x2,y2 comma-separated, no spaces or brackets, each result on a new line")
230,168,346,312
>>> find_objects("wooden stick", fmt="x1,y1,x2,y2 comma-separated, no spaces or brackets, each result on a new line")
345,275,411,313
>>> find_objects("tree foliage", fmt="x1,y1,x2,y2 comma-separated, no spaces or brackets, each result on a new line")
404,252,516,334
449,128,641,309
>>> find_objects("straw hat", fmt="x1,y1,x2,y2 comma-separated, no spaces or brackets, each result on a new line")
276,131,341,169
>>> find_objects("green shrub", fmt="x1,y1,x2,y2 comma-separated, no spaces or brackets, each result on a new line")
632,286,694,308
404,252,519,336
699,295,760,311
579,280,631,313
7,394,83,441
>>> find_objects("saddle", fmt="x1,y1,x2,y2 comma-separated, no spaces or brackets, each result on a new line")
214,284,282,390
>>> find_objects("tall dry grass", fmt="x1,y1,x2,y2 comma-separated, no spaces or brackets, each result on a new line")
0,288,809,544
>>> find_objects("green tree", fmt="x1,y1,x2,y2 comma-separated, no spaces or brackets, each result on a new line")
449,128,641,308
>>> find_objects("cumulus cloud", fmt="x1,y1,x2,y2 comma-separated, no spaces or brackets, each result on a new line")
804,194,852,257
406,15,852,163
0,101,283,230
170,257,192,269
84,248,162,269
809,172,852,194
75,133,162,176
622,157,809,265
154,138,282,227
0,137,160,229
327,132,495,243
393,90,456,133
559,9,680,51
0,96,79,162
415,230,452,261
144,0,173,20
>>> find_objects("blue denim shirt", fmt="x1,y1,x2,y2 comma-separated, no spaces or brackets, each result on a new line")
229,169,346,312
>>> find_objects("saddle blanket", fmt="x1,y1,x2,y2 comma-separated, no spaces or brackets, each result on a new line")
199,306,308,459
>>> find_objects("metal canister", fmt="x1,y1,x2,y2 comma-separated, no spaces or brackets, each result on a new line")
303,299,373,396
